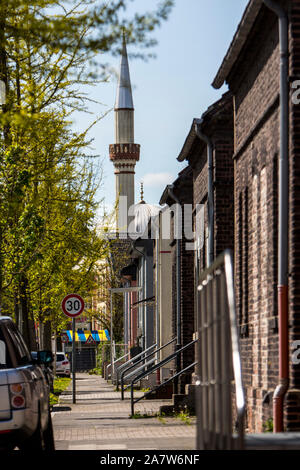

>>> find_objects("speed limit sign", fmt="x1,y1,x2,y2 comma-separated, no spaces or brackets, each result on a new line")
61,293,85,318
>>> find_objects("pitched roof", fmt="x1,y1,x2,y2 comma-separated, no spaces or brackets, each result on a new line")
177,92,232,162
212,0,263,89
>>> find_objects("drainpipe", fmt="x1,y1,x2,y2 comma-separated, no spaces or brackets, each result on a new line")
155,225,161,384
194,118,214,266
134,245,146,351
263,0,289,433
166,185,182,394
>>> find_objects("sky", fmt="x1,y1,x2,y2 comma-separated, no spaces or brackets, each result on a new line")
73,0,249,216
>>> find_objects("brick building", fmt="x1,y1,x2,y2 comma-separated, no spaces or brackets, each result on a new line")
174,93,234,401
212,0,300,432
177,92,234,278
159,166,195,390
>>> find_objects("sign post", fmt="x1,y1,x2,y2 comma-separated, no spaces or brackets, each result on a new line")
61,294,85,404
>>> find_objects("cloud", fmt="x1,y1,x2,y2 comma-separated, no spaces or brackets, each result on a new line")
142,172,174,188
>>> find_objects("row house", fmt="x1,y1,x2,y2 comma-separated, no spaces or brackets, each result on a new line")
210,0,300,432
114,0,300,432
162,92,235,401
158,166,195,392
158,0,300,433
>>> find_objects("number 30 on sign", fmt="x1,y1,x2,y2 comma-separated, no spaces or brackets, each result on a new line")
61,294,85,318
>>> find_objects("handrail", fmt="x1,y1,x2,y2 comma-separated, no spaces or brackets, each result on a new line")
132,361,197,416
105,344,129,379
196,249,245,450
115,342,157,390
120,337,177,398
106,350,130,378
123,358,156,384
128,338,197,416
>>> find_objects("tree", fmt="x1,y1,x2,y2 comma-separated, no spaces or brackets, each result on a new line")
0,0,174,348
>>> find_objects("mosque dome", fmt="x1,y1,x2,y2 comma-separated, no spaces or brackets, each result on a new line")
131,183,160,236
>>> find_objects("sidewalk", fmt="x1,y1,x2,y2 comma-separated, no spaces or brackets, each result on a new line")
52,373,196,451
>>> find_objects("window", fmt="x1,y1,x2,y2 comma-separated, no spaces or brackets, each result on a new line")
0,325,13,369
5,322,32,366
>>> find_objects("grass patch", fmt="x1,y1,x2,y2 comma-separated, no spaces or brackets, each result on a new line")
129,411,159,419
175,409,192,425
50,377,71,406
157,413,167,424
88,367,102,375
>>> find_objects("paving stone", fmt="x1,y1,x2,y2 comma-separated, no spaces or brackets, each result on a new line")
52,373,196,450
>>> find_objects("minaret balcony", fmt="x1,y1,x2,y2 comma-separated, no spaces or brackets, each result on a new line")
109,143,140,162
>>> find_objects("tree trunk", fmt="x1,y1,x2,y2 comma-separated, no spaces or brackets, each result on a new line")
19,275,37,351
42,320,52,351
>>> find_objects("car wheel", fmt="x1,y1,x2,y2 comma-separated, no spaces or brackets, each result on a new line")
19,414,45,451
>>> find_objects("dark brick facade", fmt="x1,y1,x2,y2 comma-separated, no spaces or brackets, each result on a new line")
177,93,234,279
176,93,234,391
160,167,195,388
227,5,281,433
285,0,300,430
213,0,300,432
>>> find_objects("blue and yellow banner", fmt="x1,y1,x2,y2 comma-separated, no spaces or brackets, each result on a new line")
65,329,110,343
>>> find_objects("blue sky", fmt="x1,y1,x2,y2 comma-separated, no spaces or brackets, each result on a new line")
74,0,249,215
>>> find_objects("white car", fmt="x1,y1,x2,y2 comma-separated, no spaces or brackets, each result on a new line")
55,352,70,376
0,316,55,451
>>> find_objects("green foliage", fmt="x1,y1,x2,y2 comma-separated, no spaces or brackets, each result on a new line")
88,367,102,375
49,376,71,405
263,418,274,433
175,409,192,425
0,0,173,348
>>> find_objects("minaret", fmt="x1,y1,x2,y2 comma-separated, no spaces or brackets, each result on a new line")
109,36,140,233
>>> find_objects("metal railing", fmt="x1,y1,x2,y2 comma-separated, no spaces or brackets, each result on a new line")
116,342,157,390
120,337,176,398
106,349,130,380
105,343,128,380
129,338,197,416
196,249,245,450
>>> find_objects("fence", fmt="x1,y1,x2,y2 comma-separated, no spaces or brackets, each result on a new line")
196,250,245,450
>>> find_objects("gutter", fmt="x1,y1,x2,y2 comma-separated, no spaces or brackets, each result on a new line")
155,226,160,384
194,119,214,266
263,0,289,433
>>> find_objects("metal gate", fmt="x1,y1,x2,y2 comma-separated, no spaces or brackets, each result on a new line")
196,250,245,450
68,347,96,372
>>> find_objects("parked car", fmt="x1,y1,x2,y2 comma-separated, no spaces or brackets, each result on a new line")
0,316,55,451
31,351,54,393
55,352,70,377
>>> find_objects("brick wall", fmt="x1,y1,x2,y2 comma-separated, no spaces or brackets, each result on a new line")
228,6,281,433
165,167,195,388
188,95,234,275
285,0,300,430
225,0,300,432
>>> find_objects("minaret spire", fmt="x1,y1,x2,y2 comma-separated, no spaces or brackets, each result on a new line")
115,34,134,111
109,34,140,233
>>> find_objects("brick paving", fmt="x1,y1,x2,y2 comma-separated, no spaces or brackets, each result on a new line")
52,373,196,450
